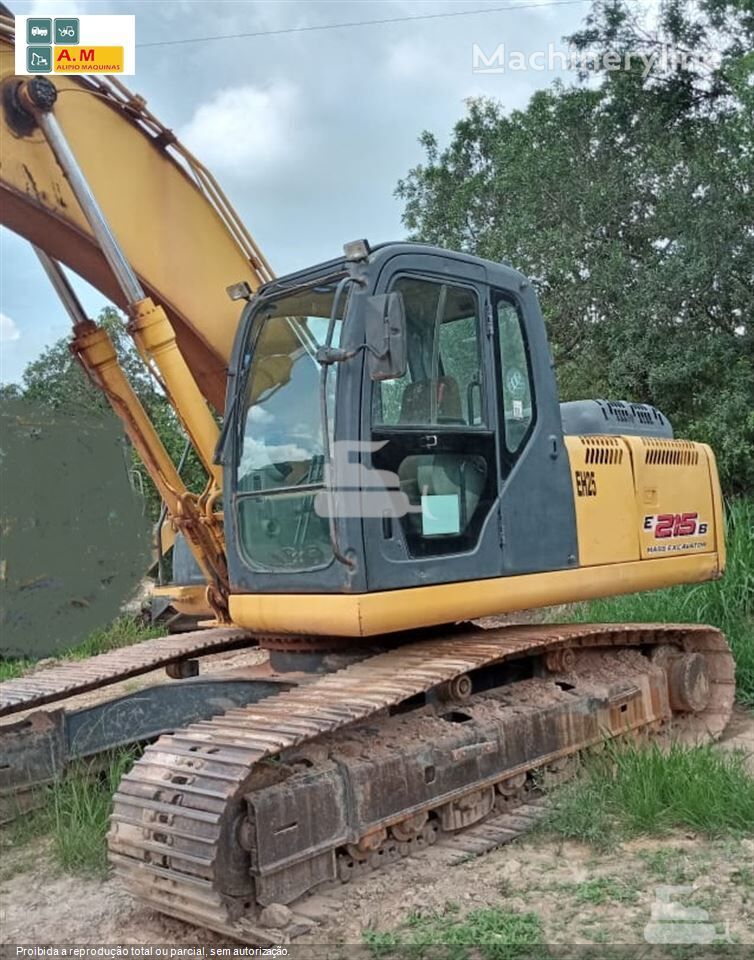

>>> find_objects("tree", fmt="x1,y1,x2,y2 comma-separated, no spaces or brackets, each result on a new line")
10,306,207,519
396,0,753,494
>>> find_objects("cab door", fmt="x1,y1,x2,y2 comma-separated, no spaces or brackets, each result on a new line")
361,252,579,592
362,253,504,590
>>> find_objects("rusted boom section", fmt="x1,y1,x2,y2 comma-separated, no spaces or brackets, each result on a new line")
0,627,257,717
108,622,734,944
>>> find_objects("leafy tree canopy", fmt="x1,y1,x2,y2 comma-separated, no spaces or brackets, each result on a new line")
397,0,753,493
2,306,206,519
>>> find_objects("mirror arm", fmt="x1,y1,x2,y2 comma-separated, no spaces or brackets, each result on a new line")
316,342,386,365
316,344,363,365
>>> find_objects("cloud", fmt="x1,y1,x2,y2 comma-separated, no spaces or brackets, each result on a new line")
248,406,274,424
179,82,300,178
29,0,86,15
384,39,439,82
238,439,313,479
0,314,20,343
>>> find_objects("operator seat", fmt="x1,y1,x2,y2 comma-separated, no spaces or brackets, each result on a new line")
396,377,486,537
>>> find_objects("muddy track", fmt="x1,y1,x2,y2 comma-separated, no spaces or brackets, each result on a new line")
0,628,256,716
108,622,734,943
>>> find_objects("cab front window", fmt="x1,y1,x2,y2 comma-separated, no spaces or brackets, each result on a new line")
235,280,346,571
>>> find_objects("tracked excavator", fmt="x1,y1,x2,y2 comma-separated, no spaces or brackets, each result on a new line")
0,12,736,944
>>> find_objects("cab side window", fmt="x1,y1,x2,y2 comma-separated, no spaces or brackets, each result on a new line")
371,275,494,557
373,276,484,427
496,296,535,453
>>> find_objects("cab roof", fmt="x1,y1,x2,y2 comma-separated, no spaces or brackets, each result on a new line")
256,241,528,299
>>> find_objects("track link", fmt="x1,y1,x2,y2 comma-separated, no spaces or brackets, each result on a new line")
108,622,734,943
0,627,255,717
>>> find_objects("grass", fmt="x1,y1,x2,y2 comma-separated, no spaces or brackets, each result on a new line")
0,615,165,680
3,749,137,876
50,749,136,874
554,875,639,905
0,657,35,680
0,616,159,872
637,847,696,883
544,740,754,849
568,498,754,705
731,866,754,891
363,904,545,960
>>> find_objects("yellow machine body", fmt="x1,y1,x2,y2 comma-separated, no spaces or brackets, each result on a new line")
228,436,725,637
0,23,726,639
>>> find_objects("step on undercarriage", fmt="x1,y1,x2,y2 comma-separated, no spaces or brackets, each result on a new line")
107,622,734,944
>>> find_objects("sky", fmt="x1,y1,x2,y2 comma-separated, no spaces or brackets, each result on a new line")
0,0,628,383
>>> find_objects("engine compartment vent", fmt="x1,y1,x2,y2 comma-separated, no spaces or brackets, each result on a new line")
579,436,624,465
561,399,672,439
642,438,699,466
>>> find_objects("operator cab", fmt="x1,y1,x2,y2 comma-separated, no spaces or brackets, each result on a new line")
219,241,579,608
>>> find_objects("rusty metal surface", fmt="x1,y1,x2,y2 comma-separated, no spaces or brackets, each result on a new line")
0,627,257,717
436,796,549,865
0,709,66,823
107,621,735,944
0,676,294,825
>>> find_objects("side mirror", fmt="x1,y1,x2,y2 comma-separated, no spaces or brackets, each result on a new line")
364,292,407,381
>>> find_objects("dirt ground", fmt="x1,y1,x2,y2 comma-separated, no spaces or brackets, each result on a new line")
1,706,752,949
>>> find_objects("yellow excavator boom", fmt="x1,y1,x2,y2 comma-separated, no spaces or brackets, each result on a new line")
0,18,271,413
0,14,280,616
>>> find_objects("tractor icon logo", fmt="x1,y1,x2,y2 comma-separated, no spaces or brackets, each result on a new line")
54,18,80,44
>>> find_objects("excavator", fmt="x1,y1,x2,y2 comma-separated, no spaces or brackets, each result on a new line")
0,12,736,944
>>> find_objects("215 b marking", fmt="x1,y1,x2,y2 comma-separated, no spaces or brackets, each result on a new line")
644,512,708,539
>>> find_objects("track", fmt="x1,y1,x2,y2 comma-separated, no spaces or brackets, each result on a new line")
0,627,256,717
108,622,734,944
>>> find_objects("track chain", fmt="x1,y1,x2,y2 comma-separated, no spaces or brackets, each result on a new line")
108,622,734,943
0,627,255,717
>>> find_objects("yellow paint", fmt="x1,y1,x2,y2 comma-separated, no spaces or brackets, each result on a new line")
229,552,721,638
703,443,727,571
0,40,266,411
622,437,715,558
152,584,212,617
565,436,639,565
54,46,123,72
565,435,718,568
72,319,223,586
128,298,222,488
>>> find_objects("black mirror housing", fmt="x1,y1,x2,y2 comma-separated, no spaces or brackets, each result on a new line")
364,292,407,381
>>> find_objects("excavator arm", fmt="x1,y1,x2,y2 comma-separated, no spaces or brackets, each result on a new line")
1,16,271,411
0,14,278,615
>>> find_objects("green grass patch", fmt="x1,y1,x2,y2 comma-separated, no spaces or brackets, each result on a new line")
636,847,695,883
568,498,754,705
2,800,55,850
49,749,136,875
0,615,165,680
363,904,545,960
544,740,754,849
731,866,754,890
62,615,164,661
0,657,35,681
555,875,639,905
2,749,137,876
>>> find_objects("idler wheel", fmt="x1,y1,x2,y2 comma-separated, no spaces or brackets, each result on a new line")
667,652,711,713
